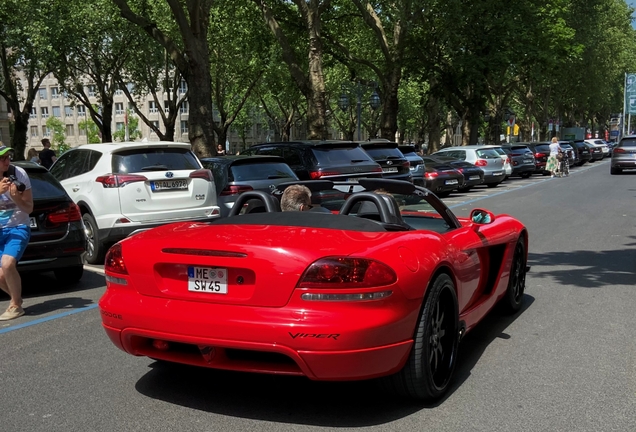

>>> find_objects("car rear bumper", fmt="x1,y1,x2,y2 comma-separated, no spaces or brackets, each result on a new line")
19,226,86,272
99,289,417,381
482,172,506,184
511,165,535,175
611,159,636,168
99,214,221,244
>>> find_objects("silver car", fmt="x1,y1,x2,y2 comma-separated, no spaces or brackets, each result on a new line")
610,136,636,174
432,145,506,187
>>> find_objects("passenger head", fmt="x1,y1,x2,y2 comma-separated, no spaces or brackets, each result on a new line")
281,184,312,211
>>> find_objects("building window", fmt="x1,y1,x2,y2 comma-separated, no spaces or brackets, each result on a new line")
179,80,187,94
149,101,158,113
66,124,74,136
41,107,49,118
87,85,96,97
116,122,124,131
77,106,86,116
51,87,59,99
151,121,160,132
52,106,61,118
115,103,124,115
164,101,170,113
30,126,38,137
180,121,188,134
115,87,123,95
79,127,86,136
180,101,189,114
126,82,134,93
39,88,47,100
30,108,37,119
65,106,73,116
42,126,50,137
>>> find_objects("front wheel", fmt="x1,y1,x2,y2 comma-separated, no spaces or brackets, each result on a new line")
500,237,527,314
384,274,459,401
54,265,84,284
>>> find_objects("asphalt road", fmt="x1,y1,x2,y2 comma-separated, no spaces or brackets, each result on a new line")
1,159,635,432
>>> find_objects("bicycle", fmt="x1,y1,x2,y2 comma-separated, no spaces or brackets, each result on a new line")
557,151,569,177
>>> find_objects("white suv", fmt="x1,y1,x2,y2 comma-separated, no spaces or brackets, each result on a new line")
49,142,220,264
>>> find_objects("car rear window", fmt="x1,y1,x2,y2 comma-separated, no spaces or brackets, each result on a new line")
491,148,505,156
25,169,68,200
363,147,405,160
619,139,636,147
475,149,501,159
310,146,374,165
229,162,297,182
509,146,530,152
112,148,200,173
534,144,551,153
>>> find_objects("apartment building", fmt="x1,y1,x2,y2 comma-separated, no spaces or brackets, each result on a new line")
22,73,287,155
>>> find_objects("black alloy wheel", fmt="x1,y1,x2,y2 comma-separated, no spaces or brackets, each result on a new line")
501,237,527,314
384,273,459,401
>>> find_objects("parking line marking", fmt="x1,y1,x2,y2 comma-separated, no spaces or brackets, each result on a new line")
0,304,99,335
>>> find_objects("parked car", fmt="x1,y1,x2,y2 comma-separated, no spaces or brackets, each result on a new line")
585,139,609,158
200,155,299,218
427,155,484,192
610,135,636,174
479,145,512,178
49,142,221,264
14,161,85,283
523,142,575,174
432,145,506,187
99,178,529,402
499,144,535,178
583,141,603,162
397,144,425,179
569,140,592,166
419,157,465,196
241,140,383,182
358,140,412,182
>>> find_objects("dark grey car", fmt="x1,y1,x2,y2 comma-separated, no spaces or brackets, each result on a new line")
201,155,299,217
500,144,535,178
610,136,636,174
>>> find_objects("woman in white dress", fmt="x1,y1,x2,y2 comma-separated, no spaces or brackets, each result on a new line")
546,137,562,177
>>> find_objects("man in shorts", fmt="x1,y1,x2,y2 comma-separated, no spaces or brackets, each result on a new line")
0,145,33,320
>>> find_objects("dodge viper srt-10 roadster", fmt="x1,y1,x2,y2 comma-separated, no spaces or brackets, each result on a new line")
99,179,529,402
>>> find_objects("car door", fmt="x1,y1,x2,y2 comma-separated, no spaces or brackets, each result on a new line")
52,149,92,205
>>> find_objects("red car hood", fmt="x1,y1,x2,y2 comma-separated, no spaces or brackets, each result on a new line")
117,221,402,307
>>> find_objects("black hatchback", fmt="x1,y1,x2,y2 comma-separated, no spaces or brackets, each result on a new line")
241,140,383,182
570,140,591,166
359,140,412,182
427,155,484,192
420,157,465,197
14,161,85,284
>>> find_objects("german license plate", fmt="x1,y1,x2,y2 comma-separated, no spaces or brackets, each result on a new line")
445,179,458,185
187,266,228,294
382,167,398,173
151,179,188,191
469,175,480,180
29,217,37,229
492,171,503,176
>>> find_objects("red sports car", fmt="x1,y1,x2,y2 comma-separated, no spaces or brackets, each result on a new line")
99,179,529,402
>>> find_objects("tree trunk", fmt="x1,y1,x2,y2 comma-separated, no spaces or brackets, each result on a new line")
425,95,441,154
11,112,30,161
185,43,215,157
305,5,327,140
380,70,401,140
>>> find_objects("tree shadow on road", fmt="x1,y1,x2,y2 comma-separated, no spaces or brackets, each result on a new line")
528,243,636,288
134,295,534,427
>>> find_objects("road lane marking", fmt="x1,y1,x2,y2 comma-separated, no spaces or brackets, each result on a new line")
0,304,99,335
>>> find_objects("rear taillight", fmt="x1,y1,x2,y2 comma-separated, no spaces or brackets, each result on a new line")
105,243,128,276
474,159,487,166
220,185,254,196
46,203,82,226
309,170,340,179
456,168,464,174
535,153,545,158
402,161,410,168
189,169,213,181
613,148,626,154
298,257,396,289
425,171,439,179
506,157,511,164
96,174,147,188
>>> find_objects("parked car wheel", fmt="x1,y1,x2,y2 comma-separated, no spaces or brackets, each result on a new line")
487,182,500,188
82,213,105,265
53,265,84,284
457,186,472,192
385,274,459,401
610,167,622,175
520,172,532,179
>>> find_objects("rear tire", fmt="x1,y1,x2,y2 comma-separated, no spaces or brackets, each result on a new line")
54,265,84,284
383,274,459,401
487,182,500,188
500,237,527,314
520,172,532,179
610,167,621,175
457,186,472,192
82,213,105,265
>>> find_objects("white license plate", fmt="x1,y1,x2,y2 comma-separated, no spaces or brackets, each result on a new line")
29,217,37,229
445,179,458,185
469,175,480,180
492,171,503,176
382,167,398,173
151,179,188,191
187,266,228,294
409,166,416,171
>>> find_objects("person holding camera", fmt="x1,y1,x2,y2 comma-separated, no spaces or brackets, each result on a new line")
0,145,33,320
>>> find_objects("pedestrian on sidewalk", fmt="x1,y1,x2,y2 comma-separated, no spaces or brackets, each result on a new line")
546,137,562,178
0,144,33,320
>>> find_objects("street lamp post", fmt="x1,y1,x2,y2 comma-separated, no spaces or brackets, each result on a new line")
338,81,381,140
